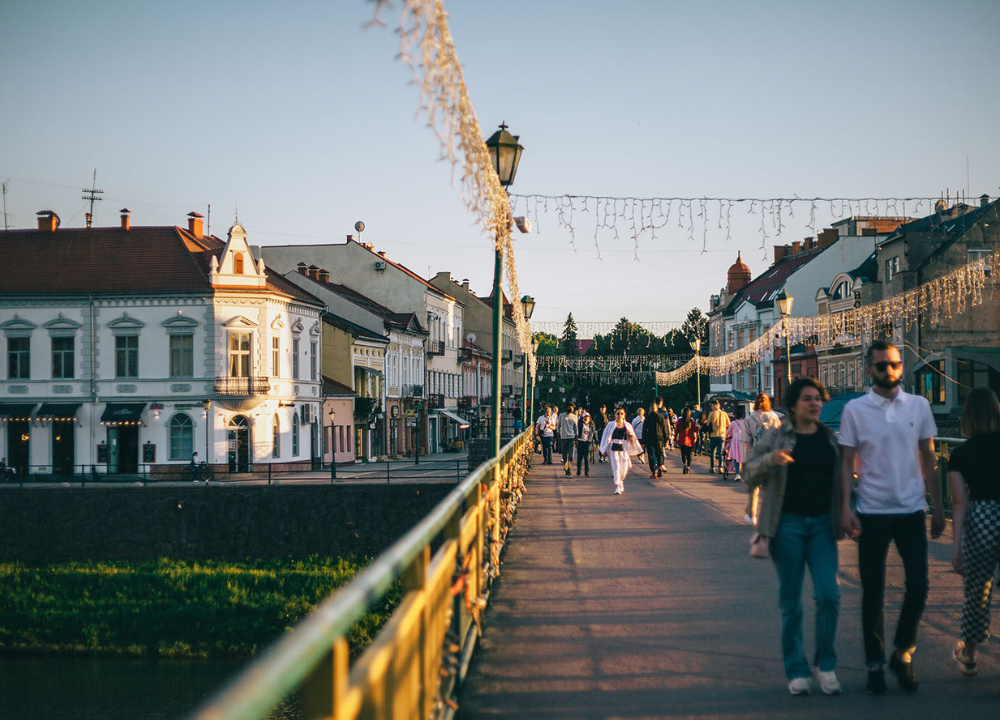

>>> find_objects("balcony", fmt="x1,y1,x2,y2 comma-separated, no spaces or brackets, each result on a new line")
460,347,473,361
427,393,444,409
502,385,513,395
427,340,445,356
215,376,271,396
403,384,424,399
501,349,513,363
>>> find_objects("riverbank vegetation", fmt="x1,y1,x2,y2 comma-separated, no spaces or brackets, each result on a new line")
0,556,398,658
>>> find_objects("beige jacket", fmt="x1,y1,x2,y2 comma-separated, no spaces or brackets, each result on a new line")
744,418,844,539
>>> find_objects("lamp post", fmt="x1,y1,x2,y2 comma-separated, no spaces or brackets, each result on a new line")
520,295,535,431
776,289,794,401
328,409,337,480
530,338,539,430
688,336,702,407
202,398,212,467
650,360,659,402
485,122,524,458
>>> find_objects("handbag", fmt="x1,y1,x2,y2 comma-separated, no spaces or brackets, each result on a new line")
749,532,770,559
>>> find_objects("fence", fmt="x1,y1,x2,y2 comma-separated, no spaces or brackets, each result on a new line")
187,429,533,720
934,436,965,517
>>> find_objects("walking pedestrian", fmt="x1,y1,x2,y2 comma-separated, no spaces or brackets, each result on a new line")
535,406,556,465
594,404,610,462
632,408,646,463
599,407,641,495
726,406,747,481
743,394,781,524
665,406,677,450
559,404,579,476
576,412,596,477
839,340,945,695
946,386,1000,679
643,400,668,478
745,378,843,695
675,407,698,474
703,399,731,473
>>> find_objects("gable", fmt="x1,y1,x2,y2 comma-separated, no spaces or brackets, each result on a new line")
212,221,268,289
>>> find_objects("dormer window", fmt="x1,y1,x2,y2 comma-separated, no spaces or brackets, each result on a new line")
234,253,244,274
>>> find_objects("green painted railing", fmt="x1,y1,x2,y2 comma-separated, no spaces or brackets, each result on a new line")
187,430,533,720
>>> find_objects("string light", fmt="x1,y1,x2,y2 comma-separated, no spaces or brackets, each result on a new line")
536,354,691,372
533,320,684,337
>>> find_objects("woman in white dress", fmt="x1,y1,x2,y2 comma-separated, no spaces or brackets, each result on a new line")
599,407,642,495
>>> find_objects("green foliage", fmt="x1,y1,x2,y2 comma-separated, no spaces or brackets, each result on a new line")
532,331,560,356
589,317,670,355
0,557,399,659
681,307,708,345
560,313,580,356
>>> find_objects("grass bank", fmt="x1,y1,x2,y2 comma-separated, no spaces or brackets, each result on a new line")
0,557,398,658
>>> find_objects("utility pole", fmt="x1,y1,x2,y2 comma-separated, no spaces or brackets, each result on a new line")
82,169,103,228
2,181,9,231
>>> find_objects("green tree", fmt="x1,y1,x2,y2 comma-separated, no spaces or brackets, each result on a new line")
561,313,580,356
533,332,560,356
589,317,665,355
680,307,708,346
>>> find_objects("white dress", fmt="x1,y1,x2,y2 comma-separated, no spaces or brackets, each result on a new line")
599,421,642,492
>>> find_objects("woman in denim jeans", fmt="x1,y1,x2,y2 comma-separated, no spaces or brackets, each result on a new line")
746,378,844,696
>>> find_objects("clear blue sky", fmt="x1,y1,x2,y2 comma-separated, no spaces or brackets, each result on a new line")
3,0,998,329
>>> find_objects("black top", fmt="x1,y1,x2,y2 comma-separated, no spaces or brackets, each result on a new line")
782,430,836,516
611,425,627,450
948,432,1000,502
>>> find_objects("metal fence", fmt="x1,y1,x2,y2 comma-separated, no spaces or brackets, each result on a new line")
186,430,533,720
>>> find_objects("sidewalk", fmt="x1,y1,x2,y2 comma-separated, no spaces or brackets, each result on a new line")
458,446,996,719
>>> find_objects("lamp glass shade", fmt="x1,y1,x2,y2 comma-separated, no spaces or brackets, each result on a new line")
688,336,701,352
520,294,536,319
485,124,524,188
775,289,794,316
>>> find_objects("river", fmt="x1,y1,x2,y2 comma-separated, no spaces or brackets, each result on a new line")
0,656,299,719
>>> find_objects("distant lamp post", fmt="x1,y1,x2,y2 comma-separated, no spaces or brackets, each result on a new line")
485,122,524,458
202,399,212,465
776,289,794,394
688,336,702,407
651,360,660,401
530,338,540,428
328,409,337,480
520,295,536,431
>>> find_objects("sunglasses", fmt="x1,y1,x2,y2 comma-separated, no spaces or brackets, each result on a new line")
872,361,902,372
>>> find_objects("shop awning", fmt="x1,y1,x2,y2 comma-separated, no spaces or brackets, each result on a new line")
438,409,470,429
36,403,82,422
100,403,146,426
0,403,36,422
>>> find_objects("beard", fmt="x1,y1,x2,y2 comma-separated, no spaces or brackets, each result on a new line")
873,374,902,390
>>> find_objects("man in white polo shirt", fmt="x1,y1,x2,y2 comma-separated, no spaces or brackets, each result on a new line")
840,339,945,695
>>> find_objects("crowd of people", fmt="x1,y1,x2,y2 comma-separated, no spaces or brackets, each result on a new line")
529,338,1000,696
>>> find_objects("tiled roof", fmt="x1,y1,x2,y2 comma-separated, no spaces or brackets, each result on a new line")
322,377,357,397
291,271,424,331
0,225,319,304
721,249,822,317
322,311,388,343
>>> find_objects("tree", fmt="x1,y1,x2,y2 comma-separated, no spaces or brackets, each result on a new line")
680,307,708,346
533,332,560,356
561,313,580,356
589,317,667,355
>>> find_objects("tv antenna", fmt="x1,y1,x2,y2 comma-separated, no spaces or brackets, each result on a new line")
2,181,10,231
82,169,103,228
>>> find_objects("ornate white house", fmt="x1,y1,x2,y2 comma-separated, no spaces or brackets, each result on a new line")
0,210,324,478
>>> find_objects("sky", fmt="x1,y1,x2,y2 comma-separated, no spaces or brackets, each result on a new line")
2,0,999,332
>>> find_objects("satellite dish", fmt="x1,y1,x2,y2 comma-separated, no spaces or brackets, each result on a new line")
466,332,477,344
355,221,365,233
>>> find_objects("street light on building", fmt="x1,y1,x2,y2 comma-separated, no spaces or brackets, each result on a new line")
776,289,794,395
688,336,701,407
485,122,524,458
520,295,535,431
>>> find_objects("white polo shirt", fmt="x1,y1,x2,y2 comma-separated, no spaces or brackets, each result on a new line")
838,387,937,514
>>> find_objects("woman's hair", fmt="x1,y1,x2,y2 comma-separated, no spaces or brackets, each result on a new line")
734,406,746,420
961,386,1000,437
785,377,830,412
753,393,772,411
679,406,693,430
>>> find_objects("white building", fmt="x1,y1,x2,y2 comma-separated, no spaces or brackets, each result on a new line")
0,210,323,478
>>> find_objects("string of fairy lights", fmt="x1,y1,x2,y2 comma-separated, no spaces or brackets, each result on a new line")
508,194,994,259
536,354,691,372
532,320,685,337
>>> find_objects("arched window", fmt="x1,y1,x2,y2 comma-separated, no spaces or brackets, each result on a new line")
292,413,300,456
169,413,194,460
234,253,244,274
272,414,280,458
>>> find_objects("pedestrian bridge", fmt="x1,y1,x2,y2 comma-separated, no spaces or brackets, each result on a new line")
190,434,994,720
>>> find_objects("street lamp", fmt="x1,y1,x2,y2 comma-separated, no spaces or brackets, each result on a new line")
328,409,337,480
650,360,659,402
520,295,535,431
202,399,212,467
485,122,524,458
688,336,702,408
776,289,794,397
530,338,539,430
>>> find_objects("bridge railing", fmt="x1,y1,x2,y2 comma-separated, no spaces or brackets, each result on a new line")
188,429,533,720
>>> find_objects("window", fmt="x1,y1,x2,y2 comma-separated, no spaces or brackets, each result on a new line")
169,335,193,378
969,249,993,277
958,360,1000,404
310,341,317,381
884,256,900,282
8,337,30,379
234,253,244,274
272,414,280,458
52,337,74,379
229,332,251,377
272,338,280,376
833,280,851,300
169,414,194,460
916,361,946,405
115,335,139,378
292,338,300,379
292,413,300,456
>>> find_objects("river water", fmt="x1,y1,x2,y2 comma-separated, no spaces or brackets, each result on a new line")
0,656,300,720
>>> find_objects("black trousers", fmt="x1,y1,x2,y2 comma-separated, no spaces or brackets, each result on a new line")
857,511,929,665
576,441,590,474
680,445,693,467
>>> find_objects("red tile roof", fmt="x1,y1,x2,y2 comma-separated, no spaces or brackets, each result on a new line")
721,249,822,316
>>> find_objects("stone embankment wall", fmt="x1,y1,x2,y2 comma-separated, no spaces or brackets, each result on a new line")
0,484,452,563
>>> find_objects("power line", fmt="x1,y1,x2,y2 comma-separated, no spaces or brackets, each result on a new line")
81,169,103,228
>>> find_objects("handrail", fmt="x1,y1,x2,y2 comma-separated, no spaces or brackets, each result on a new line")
188,430,532,720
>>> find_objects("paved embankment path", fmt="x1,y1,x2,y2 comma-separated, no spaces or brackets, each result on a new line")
459,447,998,719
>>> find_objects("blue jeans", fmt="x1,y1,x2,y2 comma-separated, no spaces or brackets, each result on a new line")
771,513,840,679
709,436,723,469
541,436,553,463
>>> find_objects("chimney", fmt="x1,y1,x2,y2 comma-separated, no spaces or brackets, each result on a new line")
120,208,131,230
981,194,990,208
187,211,204,238
297,262,308,275
774,244,789,263
318,269,330,283
36,210,60,232
462,278,470,291
934,199,947,214
791,240,802,254
308,264,320,280
346,234,354,242
818,228,838,248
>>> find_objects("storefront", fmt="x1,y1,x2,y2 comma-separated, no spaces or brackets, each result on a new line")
100,403,146,475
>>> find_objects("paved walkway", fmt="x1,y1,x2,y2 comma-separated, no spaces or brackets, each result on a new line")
459,447,997,719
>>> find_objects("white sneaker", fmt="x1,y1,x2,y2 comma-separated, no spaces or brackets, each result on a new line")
613,486,622,495
788,677,811,695
813,669,841,694
743,514,754,526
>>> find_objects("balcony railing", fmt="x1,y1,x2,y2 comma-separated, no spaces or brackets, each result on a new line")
403,384,424,399
460,347,473,361
214,376,271,396
501,349,513,363
427,393,444,409
427,340,445,356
